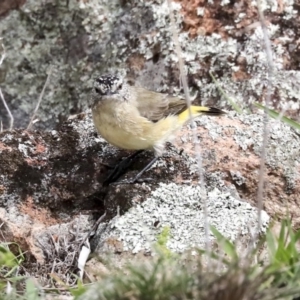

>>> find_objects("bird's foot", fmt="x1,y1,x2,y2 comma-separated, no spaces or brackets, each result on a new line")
103,150,143,186
110,157,158,185
112,177,155,185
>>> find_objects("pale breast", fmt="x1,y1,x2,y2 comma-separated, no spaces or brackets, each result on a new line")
92,99,181,154
92,100,155,150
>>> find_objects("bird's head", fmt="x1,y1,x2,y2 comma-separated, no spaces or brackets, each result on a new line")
91,74,130,107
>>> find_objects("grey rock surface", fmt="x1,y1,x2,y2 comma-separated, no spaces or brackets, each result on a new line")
0,108,299,263
95,182,269,254
0,0,299,130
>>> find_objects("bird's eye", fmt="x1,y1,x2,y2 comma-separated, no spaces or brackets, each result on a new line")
118,84,123,90
95,87,101,94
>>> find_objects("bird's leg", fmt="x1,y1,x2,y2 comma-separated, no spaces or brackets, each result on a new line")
115,157,159,185
131,157,158,183
103,150,144,186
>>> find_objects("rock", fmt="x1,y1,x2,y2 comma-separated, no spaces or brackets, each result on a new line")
0,112,108,262
2,110,299,262
0,0,299,129
94,182,269,254
0,0,299,276
94,113,300,255
0,0,26,17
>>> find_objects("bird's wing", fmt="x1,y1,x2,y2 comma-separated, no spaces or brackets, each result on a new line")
134,87,186,122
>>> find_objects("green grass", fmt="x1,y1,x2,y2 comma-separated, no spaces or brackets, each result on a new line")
254,103,300,131
209,71,243,114
72,219,300,300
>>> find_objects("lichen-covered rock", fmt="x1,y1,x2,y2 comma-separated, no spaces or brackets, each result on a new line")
0,0,299,130
94,183,269,254
1,0,299,284
0,109,299,261
0,113,107,210
93,113,300,255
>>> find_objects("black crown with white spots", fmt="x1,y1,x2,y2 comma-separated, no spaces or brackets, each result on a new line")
94,75,122,96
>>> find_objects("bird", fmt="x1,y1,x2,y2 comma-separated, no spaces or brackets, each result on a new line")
91,74,224,184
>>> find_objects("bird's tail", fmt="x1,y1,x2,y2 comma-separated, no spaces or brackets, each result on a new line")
178,106,225,124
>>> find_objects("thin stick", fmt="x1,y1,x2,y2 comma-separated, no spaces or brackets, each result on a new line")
27,66,53,130
0,88,14,131
0,52,5,65
0,53,5,66
0,52,6,66
167,1,192,113
0,40,12,131
167,0,210,253
0,41,14,131
78,212,107,250
0,39,5,66
255,0,273,240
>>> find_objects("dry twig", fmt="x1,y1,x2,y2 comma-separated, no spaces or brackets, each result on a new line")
167,0,210,253
0,41,14,131
78,212,107,251
0,39,5,65
0,88,14,131
255,0,274,237
27,66,53,130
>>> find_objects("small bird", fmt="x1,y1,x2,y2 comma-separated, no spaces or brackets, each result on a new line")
91,74,224,184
